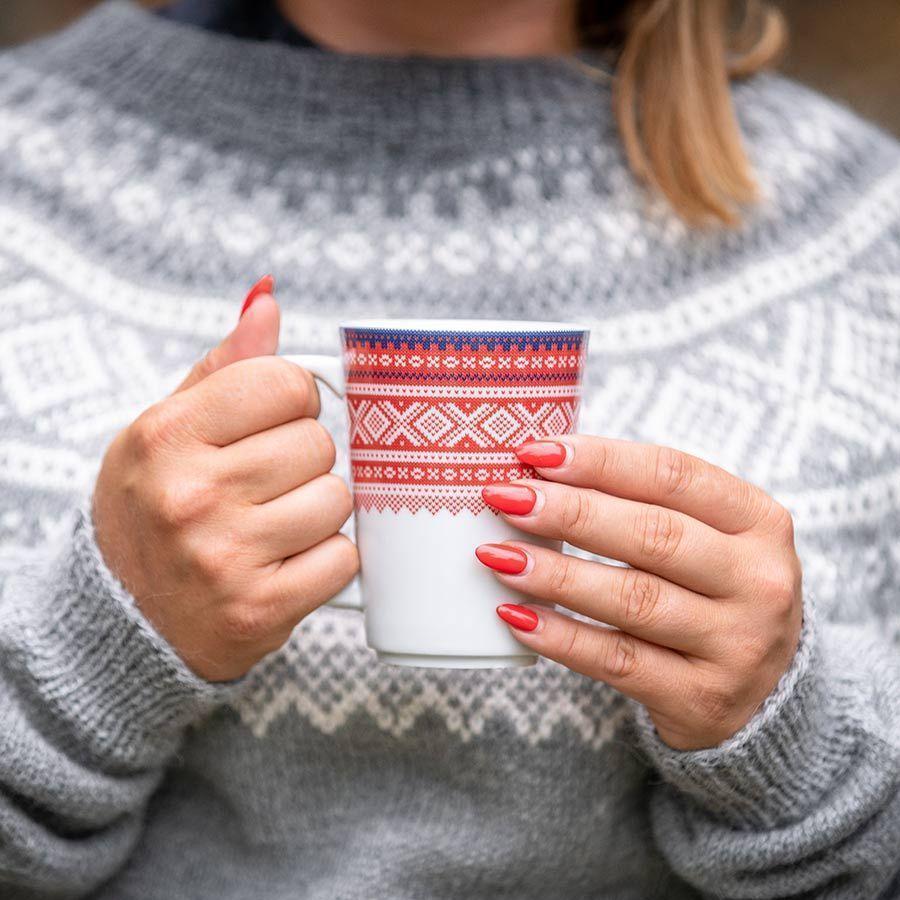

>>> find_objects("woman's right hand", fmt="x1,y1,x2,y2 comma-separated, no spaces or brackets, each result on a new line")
92,290,358,681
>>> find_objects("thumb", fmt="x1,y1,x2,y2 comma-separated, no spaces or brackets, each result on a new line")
175,276,280,393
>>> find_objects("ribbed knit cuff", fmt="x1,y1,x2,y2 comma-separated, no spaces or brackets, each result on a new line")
634,597,857,829
8,506,233,769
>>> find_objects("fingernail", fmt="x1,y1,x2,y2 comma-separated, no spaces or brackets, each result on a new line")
240,274,275,319
516,441,570,469
496,603,539,632
476,543,530,575
482,484,537,516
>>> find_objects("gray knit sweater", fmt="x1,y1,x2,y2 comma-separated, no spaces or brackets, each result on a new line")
1,3,899,898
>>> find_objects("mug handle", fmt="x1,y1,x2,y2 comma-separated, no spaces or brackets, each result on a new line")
284,354,361,611
284,354,345,398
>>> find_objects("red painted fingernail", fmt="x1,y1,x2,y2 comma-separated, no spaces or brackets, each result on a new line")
240,274,275,318
482,484,537,516
476,543,529,575
516,441,569,468
496,603,539,632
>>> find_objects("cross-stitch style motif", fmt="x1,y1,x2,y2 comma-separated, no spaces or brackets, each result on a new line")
342,328,588,514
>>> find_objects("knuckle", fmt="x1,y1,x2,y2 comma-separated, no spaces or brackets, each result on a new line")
187,535,236,583
304,419,337,473
253,357,319,415
559,622,589,664
296,365,321,410
153,477,213,528
131,404,179,456
292,536,360,612
728,482,763,531
767,501,796,541
221,602,268,643
757,558,801,613
265,576,297,617
258,356,298,394
635,505,684,565
636,506,684,563
602,631,639,679
694,605,726,649
322,474,353,522
332,534,361,582
654,446,696,497
739,631,772,670
545,554,575,599
619,570,662,630
561,490,597,540
588,439,614,483
692,679,738,725
279,358,320,413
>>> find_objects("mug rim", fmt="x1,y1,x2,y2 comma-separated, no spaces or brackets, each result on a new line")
340,318,589,333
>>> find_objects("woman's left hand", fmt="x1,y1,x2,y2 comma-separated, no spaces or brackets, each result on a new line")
478,435,804,751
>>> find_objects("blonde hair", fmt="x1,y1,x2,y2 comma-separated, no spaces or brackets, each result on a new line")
581,0,786,225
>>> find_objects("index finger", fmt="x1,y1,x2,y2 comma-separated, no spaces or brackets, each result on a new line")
171,356,320,446
517,435,770,534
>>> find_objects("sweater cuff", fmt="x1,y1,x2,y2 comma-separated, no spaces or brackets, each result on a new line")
7,506,233,769
634,596,856,829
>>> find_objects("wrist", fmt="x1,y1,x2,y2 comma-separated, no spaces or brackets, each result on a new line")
633,595,852,828
9,505,234,769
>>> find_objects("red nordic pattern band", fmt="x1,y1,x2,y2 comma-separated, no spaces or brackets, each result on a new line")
341,327,588,515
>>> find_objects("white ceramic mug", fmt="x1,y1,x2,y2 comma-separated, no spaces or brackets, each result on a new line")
289,318,589,669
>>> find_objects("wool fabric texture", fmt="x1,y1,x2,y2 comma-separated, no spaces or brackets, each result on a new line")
1,4,899,898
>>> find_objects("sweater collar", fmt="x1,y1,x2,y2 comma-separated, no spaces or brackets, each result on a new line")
21,1,614,160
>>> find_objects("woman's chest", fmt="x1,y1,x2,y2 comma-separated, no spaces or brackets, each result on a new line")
0,258,881,582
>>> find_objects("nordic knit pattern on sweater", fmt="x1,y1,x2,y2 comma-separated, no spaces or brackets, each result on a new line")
0,4,899,898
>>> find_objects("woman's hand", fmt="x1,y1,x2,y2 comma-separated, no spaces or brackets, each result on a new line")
478,435,803,750
93,295,358,682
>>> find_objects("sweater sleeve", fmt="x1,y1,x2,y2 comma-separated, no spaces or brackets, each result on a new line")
635,337,900,890
637,591,900,899
0,507,232,898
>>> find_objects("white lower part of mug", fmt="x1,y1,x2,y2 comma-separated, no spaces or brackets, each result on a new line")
355,508,557,669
